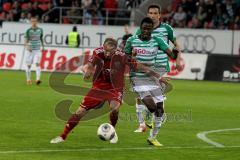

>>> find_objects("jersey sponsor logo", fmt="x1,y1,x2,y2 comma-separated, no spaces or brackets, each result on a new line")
94,47,104,54
133,48,158,55
30,35,40,41
177,34,216,53
115,50,125,56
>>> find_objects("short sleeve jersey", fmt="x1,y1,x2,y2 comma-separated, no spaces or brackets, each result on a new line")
124,35,169,78
135,22,176,72
25,27,43,51
89,47,137,90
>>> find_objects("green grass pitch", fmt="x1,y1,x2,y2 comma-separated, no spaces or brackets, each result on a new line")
0,70,240,160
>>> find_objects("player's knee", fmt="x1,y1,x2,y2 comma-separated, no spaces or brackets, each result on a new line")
109,100,120,111
75,107,87,116
36,63,40,67
110,106,119,113
142,96,156,113
147,107,155,113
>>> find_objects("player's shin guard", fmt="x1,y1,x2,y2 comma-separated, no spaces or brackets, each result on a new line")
26,67,31,81
149,114,162,139
36,66,41,81
61,113,81,140
136,104,145,125
109,110,119,128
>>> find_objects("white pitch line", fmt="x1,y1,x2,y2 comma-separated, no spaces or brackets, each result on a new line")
197,128,240,148
1,146,240,154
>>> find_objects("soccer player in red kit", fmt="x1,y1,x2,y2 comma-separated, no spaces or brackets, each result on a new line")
50,38,162,144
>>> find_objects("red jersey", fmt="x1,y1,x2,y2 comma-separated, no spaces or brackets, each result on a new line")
89,47,137,91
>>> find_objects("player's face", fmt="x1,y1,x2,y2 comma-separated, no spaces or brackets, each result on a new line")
103,43,117,59
147,8,161,24
31,18,38,28
140,23,153,40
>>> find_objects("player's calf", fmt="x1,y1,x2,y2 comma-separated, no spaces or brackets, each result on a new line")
109,100,120,127
50,108,87,144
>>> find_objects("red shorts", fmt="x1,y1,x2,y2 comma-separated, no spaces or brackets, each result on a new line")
80,84,123,110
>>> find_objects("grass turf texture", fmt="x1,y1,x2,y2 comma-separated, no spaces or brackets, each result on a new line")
0,70,240,160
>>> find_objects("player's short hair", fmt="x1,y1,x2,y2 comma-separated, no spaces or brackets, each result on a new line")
147,4,161,13
104,38,117,48
122,34,132,41
31,16,38,20
140,17,154,27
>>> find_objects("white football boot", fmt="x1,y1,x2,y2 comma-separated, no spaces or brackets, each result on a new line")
134,124,147,133
110,132,118,144
50,136,65,144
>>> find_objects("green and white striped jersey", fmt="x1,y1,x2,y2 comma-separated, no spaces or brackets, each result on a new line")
25,27,43,51
124,35,169,78
135,23,176,72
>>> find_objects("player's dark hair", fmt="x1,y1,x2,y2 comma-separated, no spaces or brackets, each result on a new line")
73,26,77,32
140,17,154,27
147,4,161,13
122,34,132,41
31,16,38,20
104,38,117,47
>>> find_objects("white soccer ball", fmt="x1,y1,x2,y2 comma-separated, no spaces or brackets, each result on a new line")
97,123,116,141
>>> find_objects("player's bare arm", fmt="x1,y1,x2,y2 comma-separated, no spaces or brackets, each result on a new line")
164,48,179,60
24,38,31,52
172,40,184,71
81,62,95,80
40,33,45,51
136,62,170,85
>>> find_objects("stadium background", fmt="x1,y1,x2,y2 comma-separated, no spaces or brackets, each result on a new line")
0,0,240,160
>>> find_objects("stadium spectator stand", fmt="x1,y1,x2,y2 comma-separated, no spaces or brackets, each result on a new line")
0,0,239,29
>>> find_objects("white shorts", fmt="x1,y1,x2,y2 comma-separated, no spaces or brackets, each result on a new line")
25,50,41,65
131,77,166,103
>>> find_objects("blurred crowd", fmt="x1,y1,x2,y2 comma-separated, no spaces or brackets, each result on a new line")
162,0,240,30
0,0,52,24
0,0,143,25
0,0,240,29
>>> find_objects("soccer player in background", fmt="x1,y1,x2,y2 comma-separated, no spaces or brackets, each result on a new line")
50,38,164,144
24,16,44,85
119,24,133,50
134,4,183,132
124,17,180,146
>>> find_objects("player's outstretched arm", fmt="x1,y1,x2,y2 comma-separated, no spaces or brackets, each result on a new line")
136,63,171,85
154,36,179,60
81,63,95,80
24,38,31,52
136,63,161,79
172,40,184,71
165,48,179,60
24,29,31,52
41,36,45,51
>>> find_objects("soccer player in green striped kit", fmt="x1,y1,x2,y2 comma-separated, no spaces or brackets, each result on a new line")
124,17,180,146
133,4,183,133
24,16,44,85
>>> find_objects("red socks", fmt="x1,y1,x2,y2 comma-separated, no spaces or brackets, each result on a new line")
109,110,119,128
60,111,118,140
61,114,81,139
